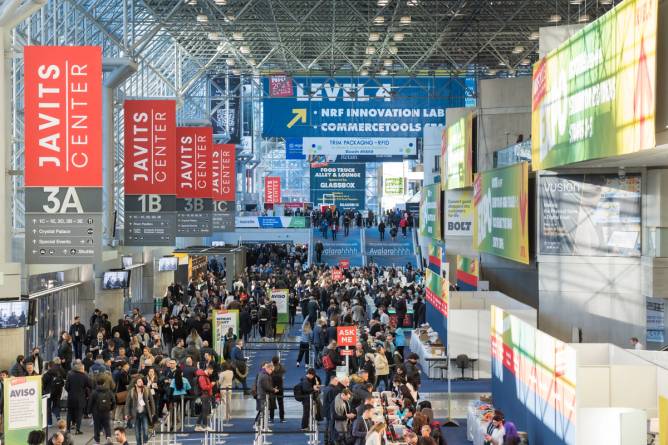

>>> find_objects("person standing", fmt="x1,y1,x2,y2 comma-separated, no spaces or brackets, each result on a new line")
255,362,278,428
297,321,313,367
298,368,321,431
400,217,408,237
125,377,155,445
315,241,324,264
194,365,215,431
65,362,92,435
288,292,299,327
113,426,130,445
333,389,355,445
343,214,350,237
88,378,115,445
42,358,67,425
59,333,73,371
69,317,86,360
331,222,338,241
378,221,386,241
269,356,285,423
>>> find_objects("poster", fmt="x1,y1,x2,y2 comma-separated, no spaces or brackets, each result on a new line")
646,297,665,344
539,174,641,256
427,243,443,275
419,183,441,240
473,162,529,264
531,0,657,170
123,100,177,246
303,137,417,160
285,137,305,160
445,189,473,236
491,306,576,445
425,269,448,318
444,113,473,190
176,127,213,237
212,309,239,358
270,288,289,334
3,376,43,444
384,177,404,196
212,144,236,232
24,46,102,264
456,255,479,291
264,176,281,204
310,163,366,210
210,76,240,144
269,74,293,97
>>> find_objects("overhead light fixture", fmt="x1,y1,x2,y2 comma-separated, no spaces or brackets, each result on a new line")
512,46,524,54
196,14,208,22
216,43,226,52
362,59,372,66
226,13,236,21
400,16,411,26
369,32,380,41
373,16,385,25
366,46,376,55
393,32,404,42
528,31,540,40
569,0,582,4
377,0,389,5
248,58,256,65
548,14,562,23
578,14,590,22
407,0,418,5
208,32,222,41
384,59,393,67
498,61,506,66
186,0,197,5
520,58,531,65
379,69,389,76
226,58,235,66
239,46,250,54
487,68,498,75
600,0,612,4
360,69,369,76
231,69,241,75
214,0,227,4
388,46,398,55
232,32,244,41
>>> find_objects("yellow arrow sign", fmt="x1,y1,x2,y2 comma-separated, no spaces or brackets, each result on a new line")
287,108,307,128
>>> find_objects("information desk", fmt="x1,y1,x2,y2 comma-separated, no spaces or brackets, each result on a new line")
466,400,495,445
409,329,447,379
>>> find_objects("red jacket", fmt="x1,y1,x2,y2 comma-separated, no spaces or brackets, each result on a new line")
195,369,213,396
400,218,408,228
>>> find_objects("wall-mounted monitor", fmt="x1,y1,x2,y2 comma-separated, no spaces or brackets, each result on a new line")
0,301,29,328
121,256,133,269
158,257,178,272
102,270,130,290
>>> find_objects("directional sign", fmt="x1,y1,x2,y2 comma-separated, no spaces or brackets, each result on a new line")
262,76,471,138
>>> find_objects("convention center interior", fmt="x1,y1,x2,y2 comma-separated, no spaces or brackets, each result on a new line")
0,0,665,444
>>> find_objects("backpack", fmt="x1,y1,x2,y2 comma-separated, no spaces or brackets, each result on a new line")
322,354,335,371
293,382,304,402
250,309,258,323
97,389,113,412
50,373,65,392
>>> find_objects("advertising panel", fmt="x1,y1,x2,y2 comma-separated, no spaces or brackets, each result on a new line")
123,100,177,246
211,309,239,357
24,46,102,264
444,113,473,190
425,268,449,320
212,144,236,232
176,127,213,237
384,177,404,196
285,137,305,160
210,76,240,144
445,189,473,236
270,288,289,334
427,242,443,275
491,306,576,445
473,162,529,264
366,238,416,269
235,216,309,229
419,183,441,240
3,376,43,444
539,174,641,256
310,163,366,210
302,137,417,161
269,74,293,97
264,176,282,204
531,0,657,170
456,255,479,291
262,76,470,138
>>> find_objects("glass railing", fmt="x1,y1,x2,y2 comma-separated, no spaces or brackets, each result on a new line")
494,139,532,168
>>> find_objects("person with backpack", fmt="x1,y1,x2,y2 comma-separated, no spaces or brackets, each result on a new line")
42,358,67,426
322,341,340,385
258,303,270,339
88,377,116,445
193,364,215,432
65,362,92,435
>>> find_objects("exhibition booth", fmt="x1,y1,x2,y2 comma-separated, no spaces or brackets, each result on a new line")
489,307,666,445
416,290,536,379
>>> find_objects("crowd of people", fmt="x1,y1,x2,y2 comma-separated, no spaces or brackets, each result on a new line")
8,244,521,445
310,206,415,243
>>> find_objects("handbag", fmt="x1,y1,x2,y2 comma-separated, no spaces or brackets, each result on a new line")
116,390,128,405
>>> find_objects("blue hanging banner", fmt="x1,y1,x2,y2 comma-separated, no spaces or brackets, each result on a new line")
285,137,305,160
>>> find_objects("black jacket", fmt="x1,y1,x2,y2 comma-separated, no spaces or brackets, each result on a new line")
42,365,67,398
87,384,116,416
65,370,93,405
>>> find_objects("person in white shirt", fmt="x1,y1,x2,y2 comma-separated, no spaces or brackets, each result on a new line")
378,306,390,326
485,415,506,445
630,337,645,350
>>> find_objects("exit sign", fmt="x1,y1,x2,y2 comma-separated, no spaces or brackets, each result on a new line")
337,326,357,347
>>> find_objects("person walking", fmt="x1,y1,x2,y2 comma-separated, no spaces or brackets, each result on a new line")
343,214,350,237
42,358,67,426
296,321,313,367
315,241,324,264
378,221,386,241
65,362,92,435
88,378,115,445
400,217,408,237
125,377,155,445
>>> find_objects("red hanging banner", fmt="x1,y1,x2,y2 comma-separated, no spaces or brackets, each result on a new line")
264,176,281,204
212,144,236,201
24,46,103,187
177,127,212,198
123,100,176,195
269,74,293,97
